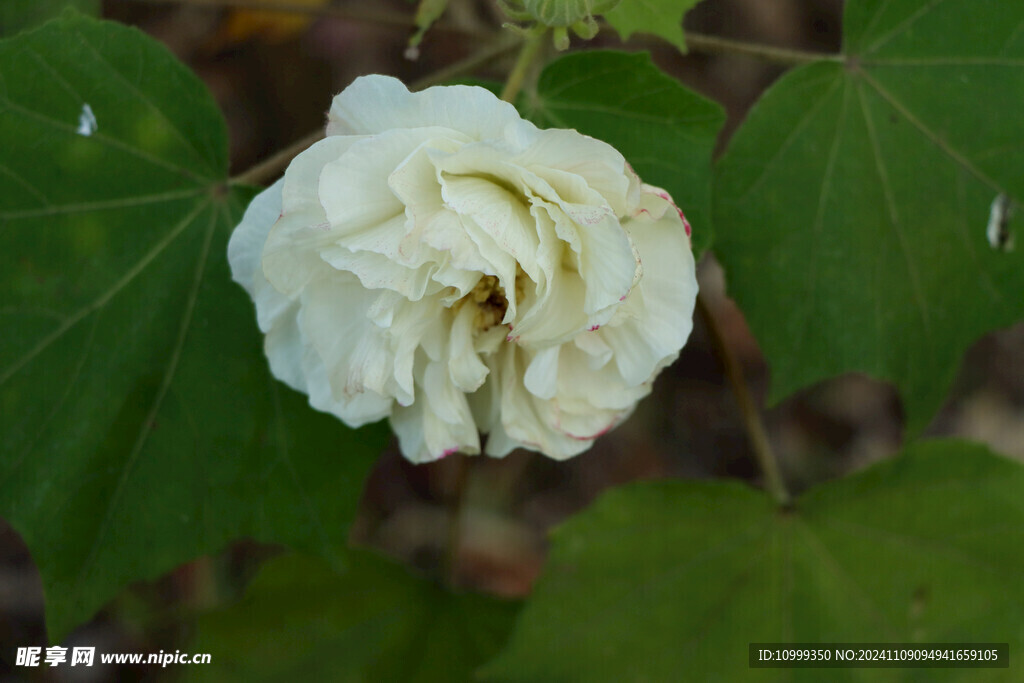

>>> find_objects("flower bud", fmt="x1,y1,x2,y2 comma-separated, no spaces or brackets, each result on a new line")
499,0,618,29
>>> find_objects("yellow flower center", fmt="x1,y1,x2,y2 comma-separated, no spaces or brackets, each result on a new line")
469,275,509,331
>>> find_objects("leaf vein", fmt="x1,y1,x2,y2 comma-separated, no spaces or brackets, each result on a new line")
792,79,850,374
794,518,898,637
854,0,897,52
734,73,844,204
0,161,51,206
862,0,951,56
0,198,211,388
0,188,205,220
863,57,1024,67
857,81,934,352
816,517,1021,579
0,313,102,491
0,97,204,184
72,202,220,598
72,29,215,177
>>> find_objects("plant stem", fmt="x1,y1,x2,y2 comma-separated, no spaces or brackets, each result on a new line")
409,34,521,91
444,454,471,587
115,0,486,38
231,129,323,186
696,295,791,506
229,38,518,186
500,29,546,103
685,32,843,65
123,0,841,64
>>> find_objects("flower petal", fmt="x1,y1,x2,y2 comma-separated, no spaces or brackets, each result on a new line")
489,347,592,460
523,345,560,400
229,77,699,465
448,302,490,392
327,75,526,142
228,178,283,295
515,128,640,215
392,359,480,462
600,188,698,385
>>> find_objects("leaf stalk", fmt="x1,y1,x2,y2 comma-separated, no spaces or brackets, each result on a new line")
685,32,843,65
696,295,791,507
500,28,546,103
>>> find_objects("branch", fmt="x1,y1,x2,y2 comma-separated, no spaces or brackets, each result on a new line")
229,37,519,186
231,129,323,187
685,32,843,65
500,29,545,103
114,0,487,38
696,295,791,506
411,33,520,91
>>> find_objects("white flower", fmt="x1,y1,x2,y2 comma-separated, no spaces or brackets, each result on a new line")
228,75,697,463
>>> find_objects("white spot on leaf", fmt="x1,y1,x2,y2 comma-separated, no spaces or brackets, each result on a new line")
987,193,1015,252
76,103,97,137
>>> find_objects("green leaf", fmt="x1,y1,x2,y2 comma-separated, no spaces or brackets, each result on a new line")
524,50,724,255
189,551,520,682
713,0,1024,432
0,15,386,641
602,0,703,51
0,0,98,37
482,440,1024,681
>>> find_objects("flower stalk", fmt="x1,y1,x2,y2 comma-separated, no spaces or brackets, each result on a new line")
444,454,472,587
500,28,547,103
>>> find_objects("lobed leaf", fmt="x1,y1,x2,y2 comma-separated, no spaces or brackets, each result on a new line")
603,0,704,51
0,14,386,641
713,0,1024,431
482,440,1024,681
189,551,520,682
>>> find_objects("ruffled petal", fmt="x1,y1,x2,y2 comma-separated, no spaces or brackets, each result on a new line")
523,345,559,400
448,302,490,392
514,128,639,215
298,274,401,421
282,136,366,214
327,75,527,142
318,129,440,236
230,77,698,465
391,359,480,462
600,187,698,385
489,347,592,460
227,178,283,295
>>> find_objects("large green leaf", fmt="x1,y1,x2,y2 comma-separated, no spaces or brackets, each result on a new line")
0,15,386,641
603,0,704,51
189,551,520,682
524,50,724,254
713,0,1024,432
482,440,1024,681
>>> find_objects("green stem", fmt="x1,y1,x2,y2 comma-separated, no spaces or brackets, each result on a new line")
410,34,521,91
685,32,843,65
228,38,518,186
444,454,471,587
231,129,323,187
500,29,546,103
126,0,841,64
696,295,791,506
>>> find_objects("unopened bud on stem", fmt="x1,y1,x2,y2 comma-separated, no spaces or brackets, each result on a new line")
499,0,619,50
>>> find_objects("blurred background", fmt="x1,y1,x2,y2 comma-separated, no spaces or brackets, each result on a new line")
2,0,1022,679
